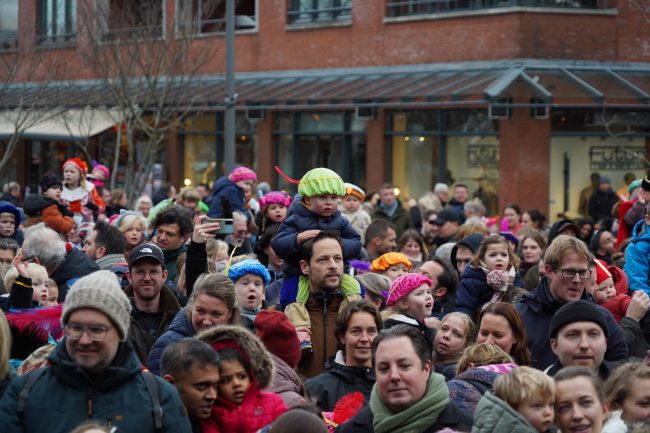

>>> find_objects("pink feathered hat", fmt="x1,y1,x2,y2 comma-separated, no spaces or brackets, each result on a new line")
228,166,257,183
386,273,433,306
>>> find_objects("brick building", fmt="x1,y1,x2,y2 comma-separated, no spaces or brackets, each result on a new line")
1,0,650,220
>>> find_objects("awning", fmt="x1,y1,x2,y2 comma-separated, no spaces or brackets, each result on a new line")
0,108,120,140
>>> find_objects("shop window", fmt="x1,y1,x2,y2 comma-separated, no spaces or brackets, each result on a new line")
552,109,650,134
97,0,164,40
176,0,256,36
287,0,352,25
0,0,18,50
37,0,77,45
385,0,607,17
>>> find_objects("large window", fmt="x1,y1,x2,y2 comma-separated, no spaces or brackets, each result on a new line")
96,0,164,40
385,0,606,17
0,0,18,50
37,0,77,45
177,0,256,36
287,0,352,25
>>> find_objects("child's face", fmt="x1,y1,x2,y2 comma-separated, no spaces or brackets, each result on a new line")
593,277,616,304
434,315,468,360
382,264,409,282
304,194,339,217
517,397,555,433
92,168,106,181
43,283,58,306
234,273,264,310
0,213,15,237
399,284,433,322
218,359,251,405
482,243,509,271
265,203,287,223
182,199,198,210
63,165,81,187
30,269,49,304
235,180,253,195
342,195,361,213
44,186,62,201
124,224,145,248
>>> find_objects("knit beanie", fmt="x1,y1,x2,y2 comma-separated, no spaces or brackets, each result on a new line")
258,191,292,211
93,163,110,180
642,176,650,192
386,273,433,306
549,300,608,339
228,166,257,183
63,157,88,177
298,167,345,198
629,179,642,194
344,183,365,201
599,175,611,185
40,172,63,192
255,310,301,369
594,259,612,285
228,259,271,286
0,201,20,224
61,270,132,340
370,252,412,273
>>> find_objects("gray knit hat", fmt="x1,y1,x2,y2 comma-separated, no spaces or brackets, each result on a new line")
61,270,132,340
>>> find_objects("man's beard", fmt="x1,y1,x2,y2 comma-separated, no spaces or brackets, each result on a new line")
317,275,341,292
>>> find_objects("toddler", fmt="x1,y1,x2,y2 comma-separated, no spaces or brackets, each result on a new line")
61,157,105,225
23,172,74,235
383,273,434,347
1,261,49,310
209,166,257,219
455,235,523,318
200,326,287,433
0,201,23,245
370,252,412,282
228,259,271,325
256,191,291,236
43,279,59,307
273,168,362,352
339,183,371,244
114,211,148,259
87,163,110,189
473,366,555,433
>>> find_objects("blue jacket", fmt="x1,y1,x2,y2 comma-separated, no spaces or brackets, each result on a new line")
454,266,523,317
147,309,195,375
0,340,191,433
208,176,247,218
515,278,629,369
271,196,361,277
624,219,650,297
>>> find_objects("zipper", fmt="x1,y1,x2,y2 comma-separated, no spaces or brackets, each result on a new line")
323,294,328,358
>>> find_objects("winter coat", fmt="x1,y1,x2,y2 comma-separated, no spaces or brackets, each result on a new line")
0,192,19,207
454,265,524,318
61,183,104,224
147,308,195,375
125,284,182,363
305,350,375,412
447,199,467,223
447,366,504,416
198,325,288,433
335,399,472,433
0,366,15,399
0,276,38,311
601,293,632,323
435,361,460,382
184,240,208,301
472,392,539,433
341,208,372,244
0,340,191,433
370,199,413,238
515,278,629,369
624,219,650,297
384,313,434,350
268,353,304,408
208,176,248,219
616,198,638,249
50,245,100,302
272,197,362,277
588,188,619,222
545,359,615,380
23,195,74,234
163,243,188,285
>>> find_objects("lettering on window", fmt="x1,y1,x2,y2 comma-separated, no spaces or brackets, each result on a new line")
467,144,499,169
589,146,646,170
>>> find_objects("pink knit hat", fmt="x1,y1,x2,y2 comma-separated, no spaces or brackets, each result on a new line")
228,166,257,183
259,191,292,210
386,273,433,306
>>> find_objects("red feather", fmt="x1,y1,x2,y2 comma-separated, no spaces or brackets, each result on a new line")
332,392,365,425
274,166,300,184
5,305,64,342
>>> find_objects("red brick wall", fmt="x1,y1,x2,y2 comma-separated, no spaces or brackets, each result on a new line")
365,110,387,193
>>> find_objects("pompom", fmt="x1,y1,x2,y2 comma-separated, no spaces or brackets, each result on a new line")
486,269,509,291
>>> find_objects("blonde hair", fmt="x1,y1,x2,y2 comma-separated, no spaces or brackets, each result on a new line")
206,238,229,259
605,363,650,410
176,187,201,204
0,310,11,379
117,213,148,233
494,366,555,408
441,312,476,346
457,343,513,374
3,263,47,291
187,273,239,325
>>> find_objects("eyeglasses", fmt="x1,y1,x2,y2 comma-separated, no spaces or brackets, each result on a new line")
64,323,113,341
427,220,437,225
559,268,592,279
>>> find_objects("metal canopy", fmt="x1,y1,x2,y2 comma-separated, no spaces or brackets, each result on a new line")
2,60,650,111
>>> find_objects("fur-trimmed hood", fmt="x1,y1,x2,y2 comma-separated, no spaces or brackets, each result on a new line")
198,325,275,389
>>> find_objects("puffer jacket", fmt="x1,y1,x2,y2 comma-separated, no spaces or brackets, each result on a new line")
454,265,523,318
208,176,247,218
624,219,650,297
305,350,375,412
147,308,195,375
50,246,100,301
447,366,504,416
472,392,539,433
0,341,191,433
272,195,361,277
23,195,74,234
268,353,304,408
199,325,288,433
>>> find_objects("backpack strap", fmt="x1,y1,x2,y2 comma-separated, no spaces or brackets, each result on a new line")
141,371,163,431
17,367,47,415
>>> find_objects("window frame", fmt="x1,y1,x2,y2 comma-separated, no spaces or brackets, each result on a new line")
36,0,77,46
286,0,352,26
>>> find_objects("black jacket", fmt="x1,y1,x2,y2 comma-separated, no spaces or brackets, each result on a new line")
50,246,100,301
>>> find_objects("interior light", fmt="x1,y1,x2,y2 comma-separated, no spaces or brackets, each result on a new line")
419,136,425,142
184,178,192,186
394,188,400,196
404,136,410,142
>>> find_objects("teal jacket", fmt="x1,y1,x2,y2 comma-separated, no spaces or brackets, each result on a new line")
0,341,191,433
472,392,542,433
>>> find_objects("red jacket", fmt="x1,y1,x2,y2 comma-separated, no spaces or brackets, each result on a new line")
600,265,632,323
202,383,287,433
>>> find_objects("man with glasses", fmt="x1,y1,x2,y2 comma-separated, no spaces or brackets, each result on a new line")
0,270,191,432
516,234,628,369
125,243,181,363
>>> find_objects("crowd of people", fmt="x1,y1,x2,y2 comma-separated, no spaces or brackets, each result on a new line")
0,160,650,433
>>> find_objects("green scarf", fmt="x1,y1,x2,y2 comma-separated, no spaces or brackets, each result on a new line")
369,372,449,433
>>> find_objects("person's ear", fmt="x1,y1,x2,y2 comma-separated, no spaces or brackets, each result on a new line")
423,360,432,377
162,269,169,281
299,259,310,275
162,374,175,385
126,270,134,283
434,287,447,299
550,338,558,355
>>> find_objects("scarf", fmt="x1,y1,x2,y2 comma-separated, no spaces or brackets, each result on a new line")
378,200,399,218
370,371,449,433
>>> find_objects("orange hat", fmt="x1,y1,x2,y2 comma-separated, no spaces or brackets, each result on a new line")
344,183,365,201
370,252,412,273
63,158,88,177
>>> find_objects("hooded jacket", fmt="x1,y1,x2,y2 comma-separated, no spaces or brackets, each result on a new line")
268,353,304,408
450,234,484,271
208,176,247,218
305,350,376,412
515,278,629,369
0,340,191,433
23,195,74,234
50,246,100,302
624,219,650,297
147,308,195,375
454,265,524,317
471,392,540,433
198,325,287,433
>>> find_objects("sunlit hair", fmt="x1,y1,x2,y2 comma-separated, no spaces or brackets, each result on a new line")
3,262,48,291
175,187,201,204
456,222,488,240
206,238,229,259
457,343,513,374
478,302,532,366
605,363,650,410
117,213,148,233
554,366,605,404
471,234,520,269
186,273,239,325
544,234,591,271
494,366,555,409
